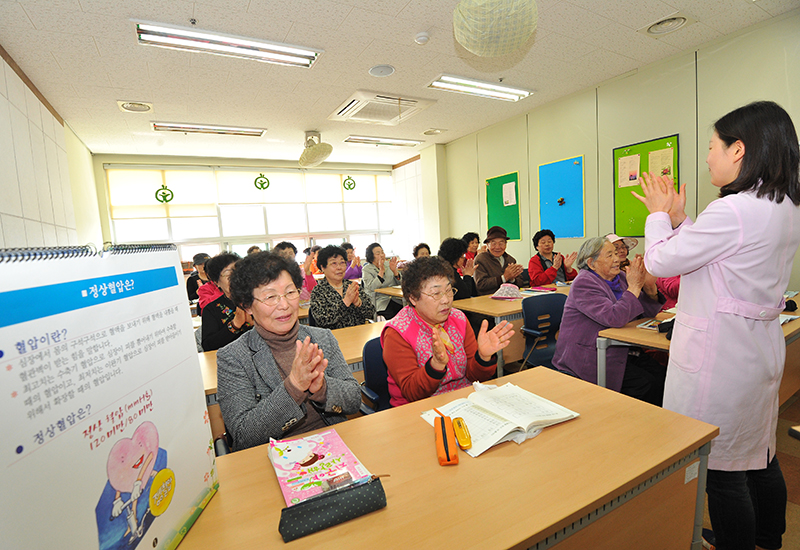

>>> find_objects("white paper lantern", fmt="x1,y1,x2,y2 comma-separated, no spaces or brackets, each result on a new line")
453,0,538,57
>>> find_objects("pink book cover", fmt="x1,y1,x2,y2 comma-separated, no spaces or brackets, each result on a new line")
268,429,372,506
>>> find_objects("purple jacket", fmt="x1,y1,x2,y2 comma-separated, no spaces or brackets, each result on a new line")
344,261,362,280
552,269,663,391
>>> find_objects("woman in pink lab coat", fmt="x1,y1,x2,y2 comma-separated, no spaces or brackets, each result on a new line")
634,101,800,550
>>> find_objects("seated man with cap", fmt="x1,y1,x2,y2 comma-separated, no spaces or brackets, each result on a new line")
473,226,526,295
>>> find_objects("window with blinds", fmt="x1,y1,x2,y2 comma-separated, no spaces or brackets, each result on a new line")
105,167,394,262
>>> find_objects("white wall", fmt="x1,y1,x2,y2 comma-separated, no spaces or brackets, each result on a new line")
0,58,77,249
443,11,800,289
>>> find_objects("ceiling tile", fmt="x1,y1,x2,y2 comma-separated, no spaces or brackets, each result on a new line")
247,0,353,31
565,0,682,31
582,22,681,64
537,1,615,37
336,0,413,18
666,0,773,35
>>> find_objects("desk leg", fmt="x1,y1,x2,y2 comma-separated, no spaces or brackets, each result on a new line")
495,315,504,378
596,337,608,388
690,442,711,550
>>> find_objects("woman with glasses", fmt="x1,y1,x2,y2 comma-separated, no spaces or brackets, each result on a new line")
310,245,375,330
216,252,361,450
201,252,252,351
381,256,514,406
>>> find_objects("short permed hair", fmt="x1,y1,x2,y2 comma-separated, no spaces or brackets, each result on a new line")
229,251,303,309
274,241,297,255
401,256,453,302
438,237,468,266
205,252,240,284
532,229,556,250
341,242,353,252
413,243,431,258
317,245,347,269
365,242,382,264
461,232,480,244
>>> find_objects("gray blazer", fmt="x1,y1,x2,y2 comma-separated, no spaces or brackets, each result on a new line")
362,261,402,312
216,325,362,450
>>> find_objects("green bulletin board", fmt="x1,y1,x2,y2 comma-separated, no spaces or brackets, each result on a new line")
486,172,521,240
613,134,679,237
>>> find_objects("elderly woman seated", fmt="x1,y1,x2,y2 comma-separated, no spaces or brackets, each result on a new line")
310,245,375,330
382,256,514,407
528,229,578,286
216,252,362,451
362,242,404,320
605,233,638,272
552,236,666,405
201,252,252,351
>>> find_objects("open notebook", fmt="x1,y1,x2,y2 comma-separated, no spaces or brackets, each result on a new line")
421,383,579,457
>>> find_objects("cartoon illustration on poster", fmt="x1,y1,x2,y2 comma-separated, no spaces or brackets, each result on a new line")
94,421,174,549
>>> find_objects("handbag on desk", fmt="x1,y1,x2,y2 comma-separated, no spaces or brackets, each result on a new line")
278,477,387,542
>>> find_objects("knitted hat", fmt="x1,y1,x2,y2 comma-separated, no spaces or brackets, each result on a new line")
484,226,510,243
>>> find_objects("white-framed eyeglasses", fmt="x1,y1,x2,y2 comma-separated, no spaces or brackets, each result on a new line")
253,288,302,307
419,287,457,301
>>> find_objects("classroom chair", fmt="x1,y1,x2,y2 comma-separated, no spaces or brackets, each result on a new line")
359,337,392,414
520,293,568,370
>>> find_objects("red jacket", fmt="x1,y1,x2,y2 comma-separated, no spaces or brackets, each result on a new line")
528,253,577,286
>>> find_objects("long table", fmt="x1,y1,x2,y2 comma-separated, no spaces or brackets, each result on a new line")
177,368,718,550
596,314,800,405
455,286,571,376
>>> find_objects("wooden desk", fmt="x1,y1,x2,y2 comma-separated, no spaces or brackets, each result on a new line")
331,321,387,372
456,286,571,375
374,285,403,299
178,368,718,550
597,315,800,405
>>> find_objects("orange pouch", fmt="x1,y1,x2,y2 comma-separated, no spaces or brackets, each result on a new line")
434,415,459,466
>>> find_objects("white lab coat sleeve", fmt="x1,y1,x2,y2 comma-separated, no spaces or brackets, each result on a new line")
643,201,744,278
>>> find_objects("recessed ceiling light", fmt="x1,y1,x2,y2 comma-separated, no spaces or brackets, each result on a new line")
344,135,422,147
369,65,395,77
135,21,322,68
429,75,532,102
422,128,446,136
638,12,697,37
151,122,265,137
117,101,152,113
415,32,430,45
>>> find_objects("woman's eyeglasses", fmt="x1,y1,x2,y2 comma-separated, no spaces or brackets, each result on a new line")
420,287,457,301
253,288,301,307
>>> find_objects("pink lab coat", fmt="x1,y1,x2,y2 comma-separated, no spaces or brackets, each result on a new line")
643,191,800,471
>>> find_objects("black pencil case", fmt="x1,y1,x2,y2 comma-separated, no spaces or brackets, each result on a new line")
278,477,387,542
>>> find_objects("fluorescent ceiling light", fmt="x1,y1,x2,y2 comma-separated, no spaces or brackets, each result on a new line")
428,75,532,102
152,122,265,137
135,22,321,68
344,136,423,147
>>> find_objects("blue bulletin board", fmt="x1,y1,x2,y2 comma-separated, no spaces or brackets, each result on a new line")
538,156,584,238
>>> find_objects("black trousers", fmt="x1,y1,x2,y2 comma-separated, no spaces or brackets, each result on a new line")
619,349,666,406
707,454,787,550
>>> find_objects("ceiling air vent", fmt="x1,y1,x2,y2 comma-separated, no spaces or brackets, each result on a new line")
329,91,434,126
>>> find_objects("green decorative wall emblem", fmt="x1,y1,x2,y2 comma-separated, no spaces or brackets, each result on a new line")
254,173,270,190
155,184,174,203
342,176,356,191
